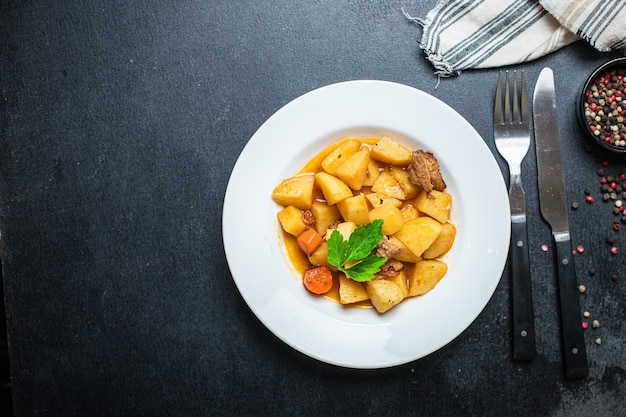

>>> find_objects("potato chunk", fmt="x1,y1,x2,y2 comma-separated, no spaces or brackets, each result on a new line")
310,201,341,236
365,192,402,209
400,204,420,222
277,206,308,237
321,139,361,175
325,221,356,240
308,241,330,266
366,279,405,313
415,189,452,223
339,274,369,304
368,203,404,235
387,236,422,263
272,174,315,210
389,166,420,200
362,158,381,187
383,270,409,298
422,222,456,259
406,260,448,296
370,136,412,165
393,217,442,257
334,149,370,191
314,172,353,205
337,195,370,225
371,170,406,200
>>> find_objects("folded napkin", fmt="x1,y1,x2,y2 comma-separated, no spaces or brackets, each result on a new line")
407,0,626,77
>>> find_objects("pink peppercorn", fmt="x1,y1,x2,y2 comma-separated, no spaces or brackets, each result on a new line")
611,246,618,255
582,321,589,329
585,195,595,203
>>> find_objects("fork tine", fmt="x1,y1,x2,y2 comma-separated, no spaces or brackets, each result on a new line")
512,70,519,123
520,70,529,124
494,72,503,124
504,71,511,124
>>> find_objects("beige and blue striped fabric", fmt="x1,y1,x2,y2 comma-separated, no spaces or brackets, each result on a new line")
409,0,626,76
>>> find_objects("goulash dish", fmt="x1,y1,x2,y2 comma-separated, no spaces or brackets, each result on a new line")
271,136,456,313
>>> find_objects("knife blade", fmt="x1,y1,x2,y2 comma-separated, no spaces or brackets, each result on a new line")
533,67,588,379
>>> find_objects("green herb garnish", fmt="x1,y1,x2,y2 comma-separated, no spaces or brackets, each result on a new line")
327,219,387,282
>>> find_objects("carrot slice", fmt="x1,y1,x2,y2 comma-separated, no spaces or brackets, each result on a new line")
296,228,323,256
303,266,333,295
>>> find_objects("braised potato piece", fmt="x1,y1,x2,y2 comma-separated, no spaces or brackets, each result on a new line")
370,136,412,165
310,201,341,236
384,270,409,299
308,241,330,267
366,278,405,313
334,149,370,191
368,203,404,235
393,217,442,257
362,158,381,186
423,222,456,259
321,138,361,175
387,236,423,263
339,274,369,304
415,189,452,223
407,260,448,296
337,195,370,225
365,192,403,209
399,204,420,222
389,166,420,200
325,221,356,240
277,206,308,237
371,170,406,200
272,174,315,210
314,171,353,205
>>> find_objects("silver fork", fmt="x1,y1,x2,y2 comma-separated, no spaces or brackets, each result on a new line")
494,70,535,361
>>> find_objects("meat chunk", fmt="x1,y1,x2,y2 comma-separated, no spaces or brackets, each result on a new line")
375,235,403,259
407,150,446,196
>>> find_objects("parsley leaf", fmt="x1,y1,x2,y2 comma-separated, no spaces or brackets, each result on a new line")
327,219,386,282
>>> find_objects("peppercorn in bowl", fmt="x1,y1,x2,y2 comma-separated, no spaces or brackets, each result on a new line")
578,57,626,154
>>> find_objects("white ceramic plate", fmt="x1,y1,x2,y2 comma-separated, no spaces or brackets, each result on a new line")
223,80,510,369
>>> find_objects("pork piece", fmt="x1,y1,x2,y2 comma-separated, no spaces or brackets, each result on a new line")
407,150,446,195
375,235,403,259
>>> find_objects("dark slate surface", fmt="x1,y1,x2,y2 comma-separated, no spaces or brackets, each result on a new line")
1,1,625,416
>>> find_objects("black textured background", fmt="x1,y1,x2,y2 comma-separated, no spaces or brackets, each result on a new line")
1,1,625,416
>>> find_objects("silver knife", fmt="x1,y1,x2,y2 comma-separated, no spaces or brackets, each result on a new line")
533,67,588,379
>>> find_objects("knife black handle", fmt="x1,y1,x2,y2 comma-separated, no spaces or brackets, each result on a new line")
553,233,588,379
511,219,535,361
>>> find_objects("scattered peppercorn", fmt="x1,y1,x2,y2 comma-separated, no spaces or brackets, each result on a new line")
571,202,579,210
541,244,548,252
576,245,585,253
578,284,586,293
585,195,595,203
611,246,618,255
582,321,589,329
595,338,602,345
583,311,591,318
588,267,596,276
592,319,600,329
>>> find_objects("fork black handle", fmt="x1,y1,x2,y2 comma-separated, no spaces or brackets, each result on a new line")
510,218,535,361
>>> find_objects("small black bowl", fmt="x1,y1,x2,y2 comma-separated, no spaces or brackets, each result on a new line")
577,57,626,154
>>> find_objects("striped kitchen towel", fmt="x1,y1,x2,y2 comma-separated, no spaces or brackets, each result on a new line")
407,0,626,77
